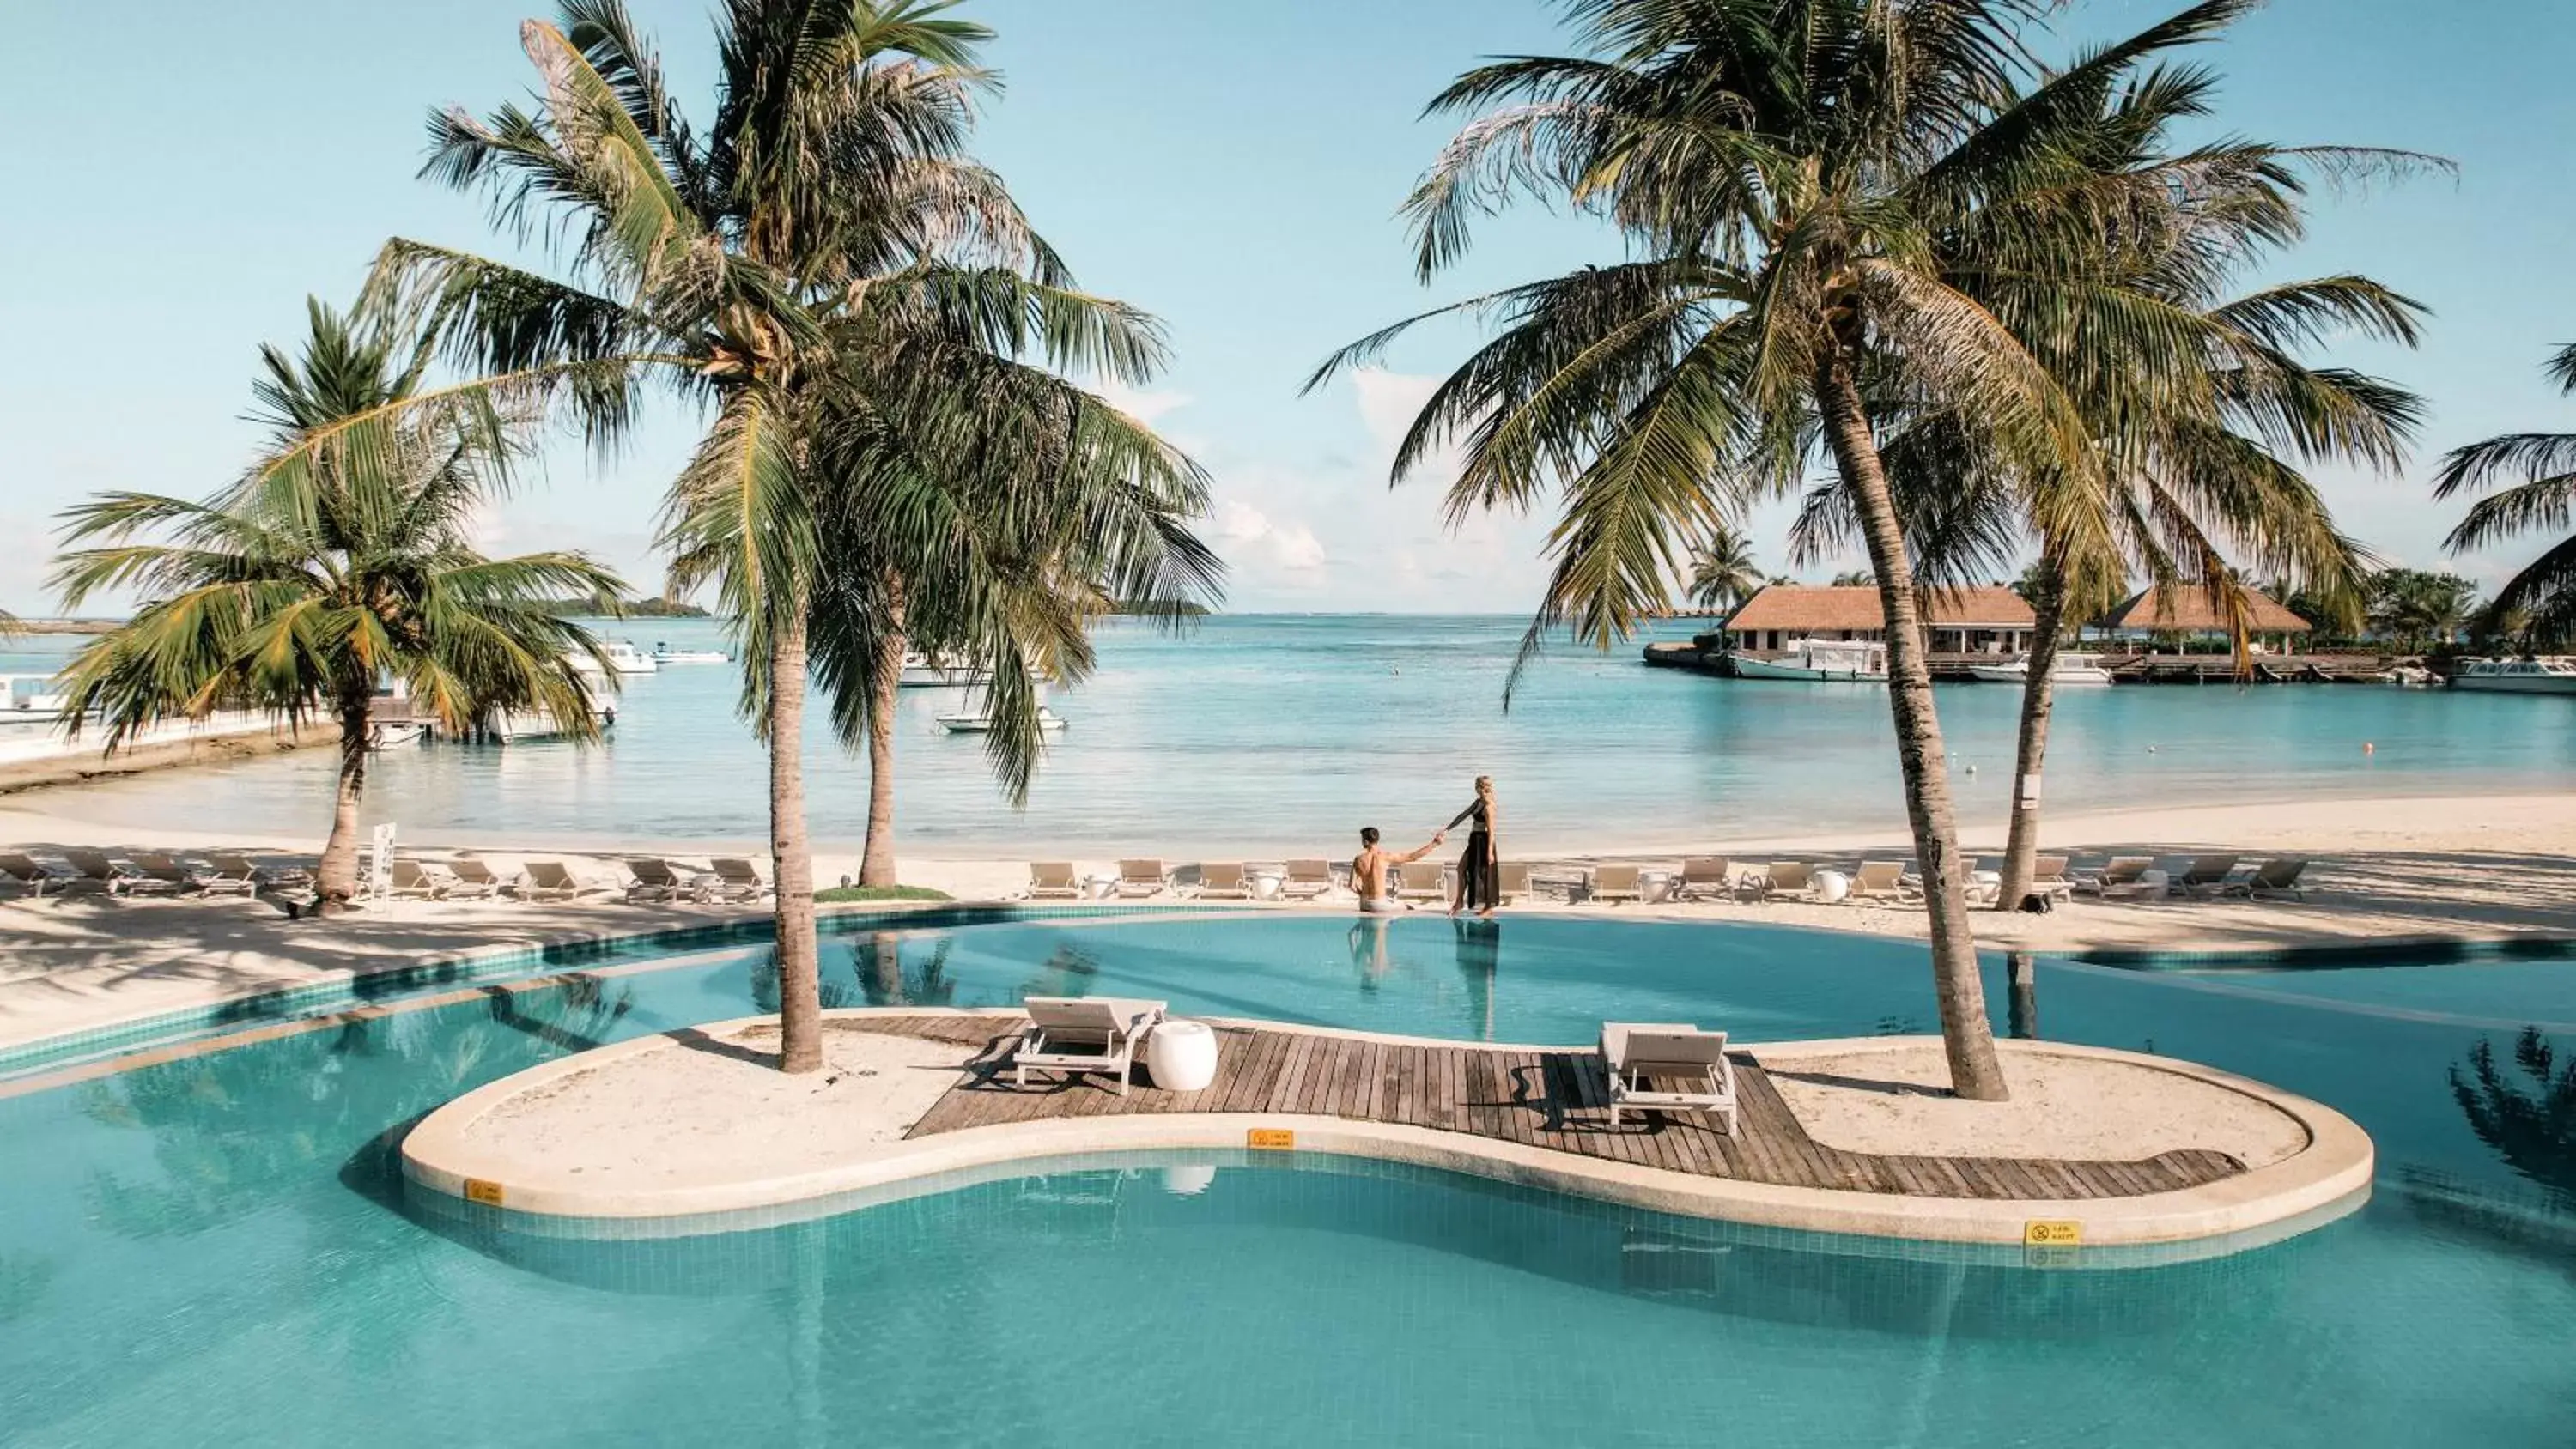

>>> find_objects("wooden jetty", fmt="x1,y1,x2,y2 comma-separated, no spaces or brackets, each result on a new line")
861,1016,2245,1203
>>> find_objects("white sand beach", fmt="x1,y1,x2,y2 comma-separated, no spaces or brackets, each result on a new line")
0,788,2567,1060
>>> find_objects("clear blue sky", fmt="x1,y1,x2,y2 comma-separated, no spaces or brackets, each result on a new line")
4,0,2571,615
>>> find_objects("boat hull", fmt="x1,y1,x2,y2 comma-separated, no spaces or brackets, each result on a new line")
2451,676,2576,695
1731,656,1886,683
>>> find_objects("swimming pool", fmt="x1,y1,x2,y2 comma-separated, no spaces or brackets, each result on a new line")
2,913,2569,1446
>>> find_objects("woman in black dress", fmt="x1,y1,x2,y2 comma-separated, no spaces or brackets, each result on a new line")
1445,775,1500,918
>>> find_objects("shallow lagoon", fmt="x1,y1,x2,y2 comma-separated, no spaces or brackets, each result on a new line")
14,615,2573,852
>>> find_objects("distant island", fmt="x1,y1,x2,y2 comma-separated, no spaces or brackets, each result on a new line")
539,596,712,619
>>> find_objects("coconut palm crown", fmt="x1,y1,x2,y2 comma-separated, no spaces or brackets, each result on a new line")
50,300,623,907
2437,344,2576,643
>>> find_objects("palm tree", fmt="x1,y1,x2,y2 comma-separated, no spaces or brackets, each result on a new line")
2439,345,2576,644
2366,567,2484,652
363,1,1213,1069
49,301,620,908
1316,0,2366,1099
1685,524,1762,612
1794,267,2420,911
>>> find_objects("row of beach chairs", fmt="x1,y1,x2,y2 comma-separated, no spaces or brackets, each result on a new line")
387,855,774,905
0,848,776,906
0,848,293,898
1012,995,1738,1131
1024,852,2312,908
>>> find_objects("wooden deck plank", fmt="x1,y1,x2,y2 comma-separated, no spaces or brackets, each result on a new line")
882,1019,2251,1205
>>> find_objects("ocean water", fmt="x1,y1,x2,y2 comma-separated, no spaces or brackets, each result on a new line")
2,914,2571,1446
8,615,2572,853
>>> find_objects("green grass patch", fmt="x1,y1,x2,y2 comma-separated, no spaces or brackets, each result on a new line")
814,884,953,904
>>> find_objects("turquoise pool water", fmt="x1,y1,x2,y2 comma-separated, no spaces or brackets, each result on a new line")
2,915,2571,1446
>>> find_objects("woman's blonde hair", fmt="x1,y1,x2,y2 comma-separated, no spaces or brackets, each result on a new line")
1474,774,1493,794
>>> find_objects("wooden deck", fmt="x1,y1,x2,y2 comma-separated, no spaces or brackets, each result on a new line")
854,1016,2245,1202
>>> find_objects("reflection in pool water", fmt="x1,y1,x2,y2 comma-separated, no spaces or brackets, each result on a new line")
1,914,2571,1446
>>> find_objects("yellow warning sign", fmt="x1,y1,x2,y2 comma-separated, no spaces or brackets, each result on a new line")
1247,1128,1296,1151
464,1178,506,1206
2022,1219,2081,1246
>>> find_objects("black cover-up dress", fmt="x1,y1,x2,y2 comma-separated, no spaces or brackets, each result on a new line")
1446,797,1498,911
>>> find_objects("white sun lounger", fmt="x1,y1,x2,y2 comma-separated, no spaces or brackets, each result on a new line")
1601,1022,1737,1133
1281,859,1337,900
1027,861,1084,900
707,858,772,902
129,852,210,894
1674,857,1735,901
389,859,450,900
1196,862,1254,900
1849,860,1915,903
2030,855,2075,903
439,856,504,900
1014,997,1168,1096
2073,856,2156,899
1498,860,1533,905
195,853,268,897
0,852,70,897
1591,864,1643,905
2225,857,2310,900
1115,859,1170,898
519,860,601,901
65,848,176,896
1758,861,1814,900
624,857,698,903
2174,854,2241,898
1396,859,1449,903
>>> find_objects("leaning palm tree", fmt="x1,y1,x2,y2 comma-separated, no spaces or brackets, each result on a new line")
2437,353,2576,642
1315,0,2407,1099
360,1,1212,1067
1685,524,1763,613
1791,250,2421,907
49,300,620,908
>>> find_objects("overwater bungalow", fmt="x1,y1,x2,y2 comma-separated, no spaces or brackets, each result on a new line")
2096,585,2312,657
1717,584,2038,658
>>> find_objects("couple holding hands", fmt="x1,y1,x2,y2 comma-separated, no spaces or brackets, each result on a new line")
1350,775,1501,919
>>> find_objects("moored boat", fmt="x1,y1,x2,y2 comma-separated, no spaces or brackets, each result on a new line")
2448,657,2576,694
572,640,660,676
1966,652,2116,685
1730,639,1887,682
937,706,1066,734
650,641,730,664
900,652,989,688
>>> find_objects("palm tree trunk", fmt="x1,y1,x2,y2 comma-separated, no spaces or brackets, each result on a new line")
859,573,906,889
1996,583,2069,911
1813,349,2008,1101
769,609,823,1074
316,695,372,911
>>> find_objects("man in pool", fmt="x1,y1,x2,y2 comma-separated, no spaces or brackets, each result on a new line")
1352,825,1444,914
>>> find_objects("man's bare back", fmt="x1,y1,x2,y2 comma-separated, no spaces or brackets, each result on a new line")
1352,828,1443,911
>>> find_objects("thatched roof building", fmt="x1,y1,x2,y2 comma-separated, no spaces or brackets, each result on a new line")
1720,585,2035,655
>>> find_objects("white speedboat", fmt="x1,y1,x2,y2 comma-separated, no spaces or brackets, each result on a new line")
1967,652,2116,686
901,652,989,688
572,640,659,676
1731,640,1887,682
938,706,1066,734
651,641,731,665
2449,657,2576,694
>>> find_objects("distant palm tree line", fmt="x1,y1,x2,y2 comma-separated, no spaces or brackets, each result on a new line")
47,0,2570,1089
